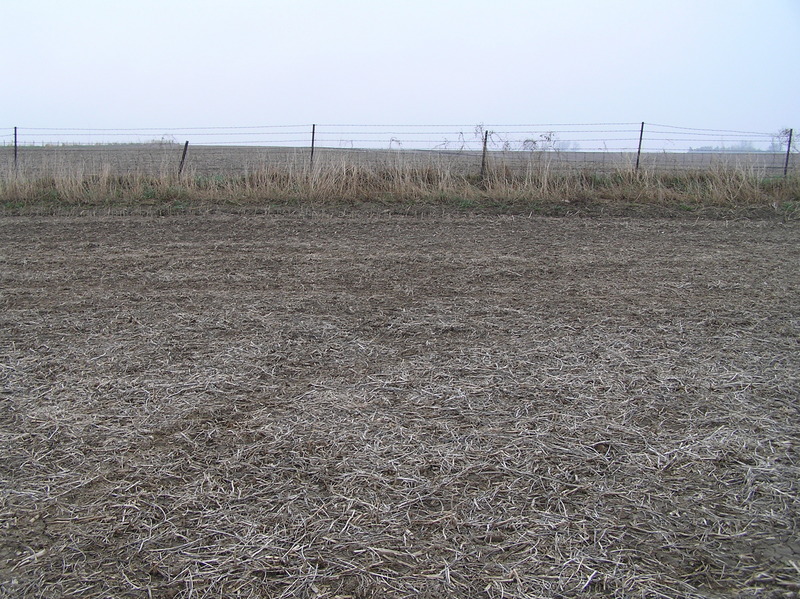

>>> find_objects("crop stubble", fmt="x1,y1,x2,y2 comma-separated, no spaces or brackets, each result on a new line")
0,214,798,598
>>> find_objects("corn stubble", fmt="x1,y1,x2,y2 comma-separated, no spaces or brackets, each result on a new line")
1,215,798,598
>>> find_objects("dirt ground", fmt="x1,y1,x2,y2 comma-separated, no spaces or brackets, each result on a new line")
0,213,798,598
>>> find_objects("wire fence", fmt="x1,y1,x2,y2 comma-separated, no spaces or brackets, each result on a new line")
1,122,796,177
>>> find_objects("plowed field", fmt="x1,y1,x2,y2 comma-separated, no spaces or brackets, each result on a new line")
1,214,798,598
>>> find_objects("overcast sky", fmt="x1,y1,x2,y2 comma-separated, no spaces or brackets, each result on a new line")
2,0,798,135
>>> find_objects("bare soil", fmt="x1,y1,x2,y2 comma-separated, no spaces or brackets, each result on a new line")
1,214,798,598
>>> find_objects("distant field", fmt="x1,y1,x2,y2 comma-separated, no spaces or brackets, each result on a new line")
2,143,794,177
1,214,798,598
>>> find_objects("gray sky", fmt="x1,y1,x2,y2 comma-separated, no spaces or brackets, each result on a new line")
2,0,798,136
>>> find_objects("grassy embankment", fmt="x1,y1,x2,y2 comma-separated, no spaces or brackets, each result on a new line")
1,158,798,217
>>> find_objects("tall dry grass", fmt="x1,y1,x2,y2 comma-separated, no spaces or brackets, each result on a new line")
1,153,798,216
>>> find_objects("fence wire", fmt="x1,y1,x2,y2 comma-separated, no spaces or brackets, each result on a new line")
2,123,796,177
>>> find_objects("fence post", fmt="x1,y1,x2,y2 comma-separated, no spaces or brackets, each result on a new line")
635,122,644,172
178,141,189,176
784,129,793,178
310,124,316,170
479,130,489,181
14,126,18,172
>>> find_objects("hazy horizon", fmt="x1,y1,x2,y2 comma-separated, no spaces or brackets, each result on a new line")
2,0,798,138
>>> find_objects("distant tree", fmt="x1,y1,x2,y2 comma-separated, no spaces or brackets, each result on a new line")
691,141,760,153
768,128,794,153
522,132,577,152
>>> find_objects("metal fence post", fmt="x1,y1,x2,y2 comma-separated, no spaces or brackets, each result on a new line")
310,124,316,170
635,122,644,171
784,129,793,178
14,126,18,172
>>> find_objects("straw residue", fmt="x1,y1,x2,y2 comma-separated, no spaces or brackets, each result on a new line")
1,214,798,598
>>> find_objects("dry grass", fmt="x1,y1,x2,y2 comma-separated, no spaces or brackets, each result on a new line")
1,214,798,598
1,151,798,216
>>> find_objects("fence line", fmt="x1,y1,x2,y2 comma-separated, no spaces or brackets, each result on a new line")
2,122,797,177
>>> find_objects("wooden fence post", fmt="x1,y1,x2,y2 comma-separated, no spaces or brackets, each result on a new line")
14,127,18,172
479,130,489,181
178,141,189,175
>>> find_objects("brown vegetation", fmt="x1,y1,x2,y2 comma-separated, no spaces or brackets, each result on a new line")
1,147,798,217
